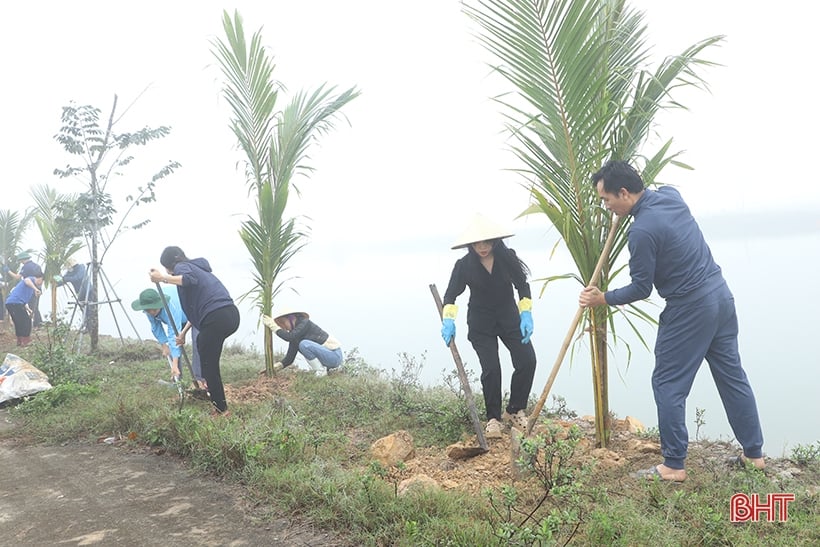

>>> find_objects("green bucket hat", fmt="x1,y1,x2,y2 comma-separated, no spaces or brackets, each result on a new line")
131,288,163,311
16,251,32,261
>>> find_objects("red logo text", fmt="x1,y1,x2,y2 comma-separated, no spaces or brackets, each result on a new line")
730,493,794,522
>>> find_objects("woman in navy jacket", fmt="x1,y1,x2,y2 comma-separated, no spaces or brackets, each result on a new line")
150,246,240,415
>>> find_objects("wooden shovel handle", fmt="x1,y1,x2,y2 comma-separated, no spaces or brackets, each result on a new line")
430,284,489,452
526,216,621,435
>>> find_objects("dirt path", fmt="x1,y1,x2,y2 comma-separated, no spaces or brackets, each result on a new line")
0,409,347,546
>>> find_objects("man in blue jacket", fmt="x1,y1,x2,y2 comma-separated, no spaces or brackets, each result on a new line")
579,160,764,482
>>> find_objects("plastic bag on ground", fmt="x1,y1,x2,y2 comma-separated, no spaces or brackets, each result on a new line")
0,353,53,403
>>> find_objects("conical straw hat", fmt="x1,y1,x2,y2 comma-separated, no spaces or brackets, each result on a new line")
268,308,310,329
451,213,515,249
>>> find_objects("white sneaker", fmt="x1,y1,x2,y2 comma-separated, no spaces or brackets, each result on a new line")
314,367,327,377
485,419,503,439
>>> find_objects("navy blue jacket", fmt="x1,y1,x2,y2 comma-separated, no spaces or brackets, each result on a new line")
172,258,234,329
606,186,724,306
59,263,92,300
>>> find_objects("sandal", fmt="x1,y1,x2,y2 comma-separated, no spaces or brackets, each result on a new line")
631,465,686,482
726,455,765,470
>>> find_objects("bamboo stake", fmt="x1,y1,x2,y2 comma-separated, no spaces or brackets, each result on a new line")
525,216,621,436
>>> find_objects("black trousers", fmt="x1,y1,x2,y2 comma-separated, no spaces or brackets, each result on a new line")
468,318,536,421
6,303,32,337
196,304,240,412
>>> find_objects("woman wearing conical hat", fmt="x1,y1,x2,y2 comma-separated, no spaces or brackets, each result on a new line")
441,213,536,439
261,309,343,377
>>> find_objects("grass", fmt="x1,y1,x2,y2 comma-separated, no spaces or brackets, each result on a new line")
2,331,818,546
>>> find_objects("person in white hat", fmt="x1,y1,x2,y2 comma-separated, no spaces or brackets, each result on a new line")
54,257,93,331
440,213,537,439
262,309,343,377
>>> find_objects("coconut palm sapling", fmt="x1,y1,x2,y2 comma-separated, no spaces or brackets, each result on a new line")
212,10,359,374
465,0,723,445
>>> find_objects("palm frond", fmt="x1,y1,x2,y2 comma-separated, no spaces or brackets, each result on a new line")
271,85,360,195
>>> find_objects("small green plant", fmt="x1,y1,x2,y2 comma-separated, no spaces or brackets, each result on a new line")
695,407,706,442
636,426,660,441
31,320,91,385
546,394,577,420
485,421,587,545
790,441,820,466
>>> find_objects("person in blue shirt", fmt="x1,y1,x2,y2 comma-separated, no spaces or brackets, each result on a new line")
131,287,204,388
54,257,93,331
579,160,764,482
6,252,43,328
5,273,43,346
150,246,240,416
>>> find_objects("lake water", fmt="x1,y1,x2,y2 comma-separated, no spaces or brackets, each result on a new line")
74,219,819,457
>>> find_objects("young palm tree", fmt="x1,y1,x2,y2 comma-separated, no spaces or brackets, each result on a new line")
212,10,360,373
465,0,723,445
30,185,84,325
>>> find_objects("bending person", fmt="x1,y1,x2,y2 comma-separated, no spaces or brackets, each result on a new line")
131,287,205,389
579,160,764,482
262,309,343,377
54,257,93,330
150,246,239,416
5,273,44,346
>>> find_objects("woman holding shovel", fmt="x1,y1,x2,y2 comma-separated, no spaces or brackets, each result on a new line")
150,246,240,416
130,287,205,389
440,213,537,439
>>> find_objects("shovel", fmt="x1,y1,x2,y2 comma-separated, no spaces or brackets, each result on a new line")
430,284,489,456
167,355,185,411
510,216,621,466
154,283,210,401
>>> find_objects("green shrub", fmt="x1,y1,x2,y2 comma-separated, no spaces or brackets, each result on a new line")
12,382,100,415
30,321,92,385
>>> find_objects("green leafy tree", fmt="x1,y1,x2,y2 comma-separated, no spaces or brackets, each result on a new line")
465,0,722,445
29,184,84,325
53,95,180,350
212,10,360,373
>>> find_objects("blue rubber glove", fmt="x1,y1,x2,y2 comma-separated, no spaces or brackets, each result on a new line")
520,311,533,344
441,318,456,346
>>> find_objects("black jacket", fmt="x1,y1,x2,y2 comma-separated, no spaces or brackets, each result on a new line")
443,249,531,333
276,317,337,366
